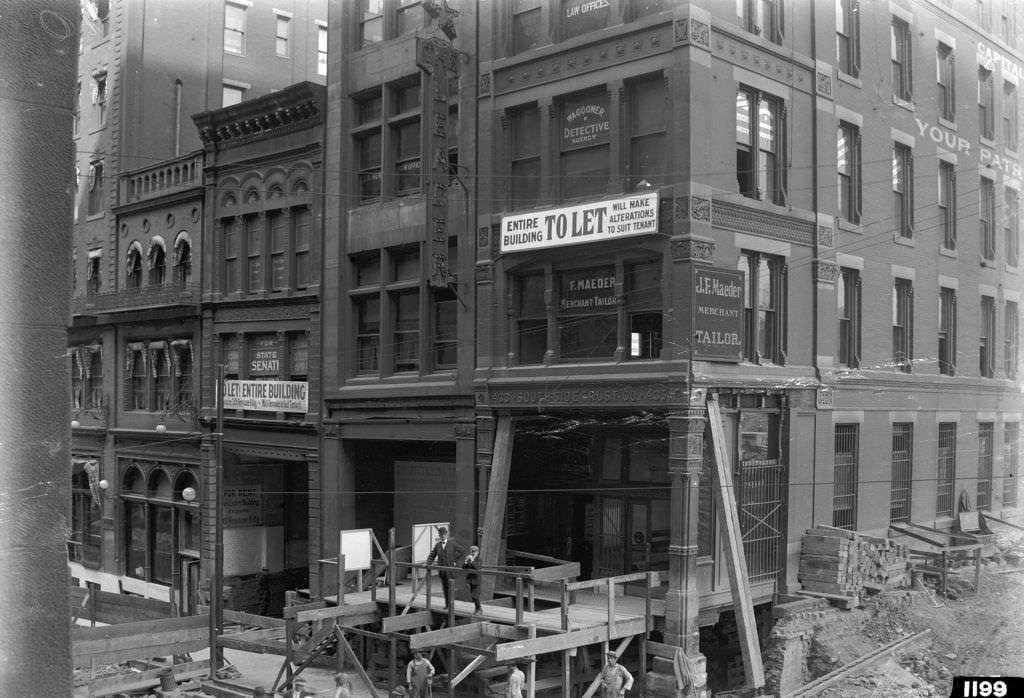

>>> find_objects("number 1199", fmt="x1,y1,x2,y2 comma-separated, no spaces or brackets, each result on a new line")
963,680,1008,697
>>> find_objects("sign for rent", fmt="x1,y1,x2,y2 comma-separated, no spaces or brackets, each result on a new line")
223,380,309,412
500,192,659,253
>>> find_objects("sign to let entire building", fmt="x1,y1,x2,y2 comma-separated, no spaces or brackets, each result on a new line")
500,192,659,253
223,380,309,412
691,267,744,362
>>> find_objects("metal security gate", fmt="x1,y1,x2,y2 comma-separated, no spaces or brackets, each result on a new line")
737,459,784,583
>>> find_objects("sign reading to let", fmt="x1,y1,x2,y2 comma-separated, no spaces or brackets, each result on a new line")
500,192,659,253
692,267,744,362
223,380,309,412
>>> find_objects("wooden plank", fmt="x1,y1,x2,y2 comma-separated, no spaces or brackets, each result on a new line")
480,416,514,600
408,622,488,650
294,601,379,624
282,599,327,620
223,608,287,628
72,613,205,642
530,562,582,582
707,394,764,689
74,635,208,667
76,660,210,697
494,619,645,662
381,610,434,633
335,628,381,698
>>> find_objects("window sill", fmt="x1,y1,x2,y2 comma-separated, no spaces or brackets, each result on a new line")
86,212,106,222
892,96,915,112
837,219,861,234
1005,147,1020,159
980,136,997,149
938,117,957,130
837,71,861,88
980,257,997,268
939,246,958,258
893,233,914,247
1005,263,1019,274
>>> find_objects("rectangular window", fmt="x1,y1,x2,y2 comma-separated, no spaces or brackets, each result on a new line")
88,348,104,409
1005,81,1019,150
223,218,239,293
740,251,785,364
151,344,170,411
981,295,996,377
1001,0,1016,44
892,278,913,373
939,161,957,249
512,0,543,54
393,80,421,196
289,333,308,381
978,422,994,511
558,265,618,360
626,260,662,360
93,73,107,127
87,160,104,216
359,0,383,46
224,1,246,54
891,17,913,102
937,43,956,122
517,273,547,365
891,423,913,523
222,84,245,107
355,295,380,373
736,87,786,205
937,422,957,517
979,67,995,139
562,0,611,39
978,0,993,30
129,347,147,410
294,207,311,289
87,254,101,296
510,106,541,208
837,121,861,223
560,90,610,200
833,424,859,530
275,15,290,57
317,25,328,76
74,80,81,136
981,177,996,260
837,0,860,76
893,142,914,237
1005,301,1019,380
245,215,262,292
737,0,782,44
628,74,667,190
269,211,287,291
397,0,425,35
355,91,382,202
1005,422,1019,508
172,341,192,410
393,290,420,372
939,287,957,375
838,267,860,368
1006,187,1020,266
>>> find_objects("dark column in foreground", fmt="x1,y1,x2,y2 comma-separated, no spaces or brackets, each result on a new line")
0,1,79,695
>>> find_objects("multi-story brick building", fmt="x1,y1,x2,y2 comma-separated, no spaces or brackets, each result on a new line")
69,0,326,614
320,0,1023,692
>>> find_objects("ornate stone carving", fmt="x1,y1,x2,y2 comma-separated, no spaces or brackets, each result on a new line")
671,238,715,261
816,70,833,98
817,224,834,248
712,200,815,245
477,226,490,248
674,18,709,48
475,263,492,283
814,260,840,284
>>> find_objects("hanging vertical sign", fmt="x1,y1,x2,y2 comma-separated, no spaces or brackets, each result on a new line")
417,36,460,289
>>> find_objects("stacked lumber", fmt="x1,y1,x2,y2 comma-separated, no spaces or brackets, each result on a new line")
799,527,911,598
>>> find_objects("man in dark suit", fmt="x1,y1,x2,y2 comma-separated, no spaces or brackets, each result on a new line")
426,526,461,608
462,544,483,614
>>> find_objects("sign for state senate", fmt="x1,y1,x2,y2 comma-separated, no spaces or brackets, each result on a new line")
500,192,659,253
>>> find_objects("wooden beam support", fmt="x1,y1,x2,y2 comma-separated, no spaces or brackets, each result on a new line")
480,416,513,600
381,611,434,633
335,626,381,698
408,622,488,650
707,393,765,689
579,637,635,698
494,619,645,662
293,601,380,624
449,654,488,688
74,660,210,698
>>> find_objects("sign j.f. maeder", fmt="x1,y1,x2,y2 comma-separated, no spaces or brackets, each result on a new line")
691,267,744,362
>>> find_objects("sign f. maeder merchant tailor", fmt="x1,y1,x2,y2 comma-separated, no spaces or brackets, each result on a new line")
223,380,308,412
692,266,744,362
501,192,659,253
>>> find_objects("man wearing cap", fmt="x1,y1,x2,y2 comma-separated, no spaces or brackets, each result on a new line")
426,526,462,609
598,651,633,697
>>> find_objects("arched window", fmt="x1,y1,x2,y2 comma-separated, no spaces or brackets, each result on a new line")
70,459,102,566
148,237,166,285
173,232,192,288
123,462,197,585
126,242,143,289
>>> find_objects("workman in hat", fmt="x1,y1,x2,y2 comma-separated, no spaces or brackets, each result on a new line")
598,651,633,697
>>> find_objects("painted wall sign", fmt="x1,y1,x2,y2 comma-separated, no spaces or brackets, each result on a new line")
488,381,686,407
223,380,309,412
248,337,280,376
691,267,744,362
561,92,610,149
914,117,1023,178
559,265,617,314
500,192,659,253
563,0,611,37
977,42,1022,80
223,486,262,527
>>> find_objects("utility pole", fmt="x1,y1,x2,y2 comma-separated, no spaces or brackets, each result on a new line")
0,1,79,695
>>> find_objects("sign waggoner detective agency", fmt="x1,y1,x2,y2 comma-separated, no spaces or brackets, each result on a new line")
223,380,309,412
692,266,744,362
501,192,659,253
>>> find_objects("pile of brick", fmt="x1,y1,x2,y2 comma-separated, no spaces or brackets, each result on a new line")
799,527,911,602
